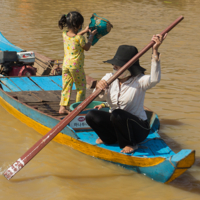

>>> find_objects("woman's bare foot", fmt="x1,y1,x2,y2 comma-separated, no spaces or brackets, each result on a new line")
96,138,104,144
59,106,70,114
121,145,138,154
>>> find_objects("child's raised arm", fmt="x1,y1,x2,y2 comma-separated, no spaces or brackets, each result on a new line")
82,29,97,51
77,26,90,36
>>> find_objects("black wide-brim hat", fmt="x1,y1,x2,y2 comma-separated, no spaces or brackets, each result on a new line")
104,45,146,77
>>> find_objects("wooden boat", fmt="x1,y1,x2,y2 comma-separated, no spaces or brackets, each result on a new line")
0,75,195,183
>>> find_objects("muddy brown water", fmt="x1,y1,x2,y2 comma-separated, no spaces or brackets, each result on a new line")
1,0,200,199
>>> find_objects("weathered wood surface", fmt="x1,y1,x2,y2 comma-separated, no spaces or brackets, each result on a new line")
9,89,106,118
9,89,104,102
34,52,54,76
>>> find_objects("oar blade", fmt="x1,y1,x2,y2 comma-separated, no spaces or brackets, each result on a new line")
4,158,25,180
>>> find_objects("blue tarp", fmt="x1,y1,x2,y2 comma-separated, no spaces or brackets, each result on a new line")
0,32,23,52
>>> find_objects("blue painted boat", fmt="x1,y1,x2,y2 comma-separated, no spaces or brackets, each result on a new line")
0,75,195,183
0,32,23,52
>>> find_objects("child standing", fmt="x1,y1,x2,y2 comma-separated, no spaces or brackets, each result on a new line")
58,11,97,114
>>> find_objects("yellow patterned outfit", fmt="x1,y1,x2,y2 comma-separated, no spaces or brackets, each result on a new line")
60,31,86,106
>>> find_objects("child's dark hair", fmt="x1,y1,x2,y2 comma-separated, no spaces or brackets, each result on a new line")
58,11,84,30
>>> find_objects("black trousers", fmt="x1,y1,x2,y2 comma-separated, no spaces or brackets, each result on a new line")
86,109,150,149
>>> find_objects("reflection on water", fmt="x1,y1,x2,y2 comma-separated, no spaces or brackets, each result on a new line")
170,167,200,195
160,119,185,126
1,0,200,199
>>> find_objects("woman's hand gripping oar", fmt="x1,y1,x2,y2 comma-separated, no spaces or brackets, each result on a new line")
3,16,184,180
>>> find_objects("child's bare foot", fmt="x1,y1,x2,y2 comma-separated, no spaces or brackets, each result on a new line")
121,145,138,154
59,106,70,114
96,138,104,144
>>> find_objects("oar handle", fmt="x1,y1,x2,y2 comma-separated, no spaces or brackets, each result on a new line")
3,16,184,180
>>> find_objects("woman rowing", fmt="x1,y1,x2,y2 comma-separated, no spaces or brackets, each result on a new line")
86,34,166,154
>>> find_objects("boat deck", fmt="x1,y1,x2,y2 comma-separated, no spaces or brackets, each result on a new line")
76,130,175,158
0,75,102,118
8,90,103,118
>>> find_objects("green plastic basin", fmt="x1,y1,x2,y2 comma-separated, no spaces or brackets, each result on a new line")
70,101,108,111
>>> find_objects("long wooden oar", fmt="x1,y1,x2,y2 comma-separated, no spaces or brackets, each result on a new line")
3,16,184,180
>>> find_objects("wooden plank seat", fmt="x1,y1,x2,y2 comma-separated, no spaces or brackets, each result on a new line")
8,91,60,102
8,89,105,103
7,89,106,118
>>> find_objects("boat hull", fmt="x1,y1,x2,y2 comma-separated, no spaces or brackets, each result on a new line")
0,87,195,183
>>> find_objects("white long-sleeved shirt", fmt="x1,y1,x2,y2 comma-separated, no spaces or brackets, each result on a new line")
100,58,161,120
